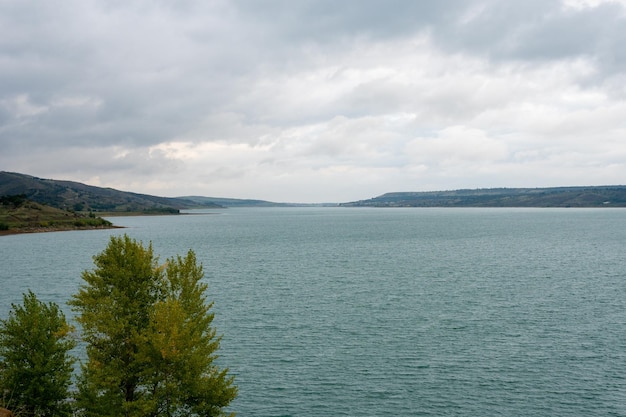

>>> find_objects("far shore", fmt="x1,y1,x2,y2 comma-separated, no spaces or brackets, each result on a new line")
0,224,124,237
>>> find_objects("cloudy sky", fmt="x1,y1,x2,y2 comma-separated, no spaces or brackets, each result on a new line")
2,0,626,203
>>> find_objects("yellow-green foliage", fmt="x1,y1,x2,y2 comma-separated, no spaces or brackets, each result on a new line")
70,235,237,417
0,291,76,417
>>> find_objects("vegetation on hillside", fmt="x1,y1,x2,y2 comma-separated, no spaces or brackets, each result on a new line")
0,194,114,234
0,171,222,213
341,186,626,207
181,195,292,207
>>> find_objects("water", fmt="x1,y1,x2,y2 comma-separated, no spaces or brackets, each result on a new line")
1,207,625,416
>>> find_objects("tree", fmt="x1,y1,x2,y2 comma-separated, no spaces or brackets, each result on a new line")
70,235,237,417
70,234,161,417
0,291,75,417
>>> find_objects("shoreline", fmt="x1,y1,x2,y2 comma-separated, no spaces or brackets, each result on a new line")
0,224,124,237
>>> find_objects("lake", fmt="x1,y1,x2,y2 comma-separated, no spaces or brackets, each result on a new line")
1,207,625,416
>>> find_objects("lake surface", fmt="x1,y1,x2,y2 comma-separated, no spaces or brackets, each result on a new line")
1,207,625,416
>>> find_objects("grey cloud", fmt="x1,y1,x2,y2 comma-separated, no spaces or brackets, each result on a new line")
1,1,247,149
230,0,626,75
437,0,626,74
4,0,622,145
235,0,470,41
6,143,183,183
2,0,625,201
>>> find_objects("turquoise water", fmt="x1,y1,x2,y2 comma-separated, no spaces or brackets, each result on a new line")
1,207,625,416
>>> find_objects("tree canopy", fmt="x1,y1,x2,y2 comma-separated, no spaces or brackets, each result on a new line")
70,234,237,417
0,290,75,417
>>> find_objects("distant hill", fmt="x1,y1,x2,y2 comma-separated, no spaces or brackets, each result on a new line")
0,194,115,235
0,172,222,213
341,186,626,208
179,196,298,207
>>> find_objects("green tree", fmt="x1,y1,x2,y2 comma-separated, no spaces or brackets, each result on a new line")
0,290,75,417
70,234,161,417
139,251,237,417
70,235,236,417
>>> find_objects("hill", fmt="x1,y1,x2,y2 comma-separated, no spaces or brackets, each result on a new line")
340,186,626,208
0,194,116,235
0,172,221,213
179,196,310,207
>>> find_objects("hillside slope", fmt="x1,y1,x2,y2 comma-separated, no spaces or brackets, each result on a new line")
0,195,115,235
0,172,221,213
180,195,297,207
341,186,626,207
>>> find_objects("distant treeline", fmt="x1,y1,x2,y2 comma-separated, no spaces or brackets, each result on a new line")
0,194,28,207
341,186,626,208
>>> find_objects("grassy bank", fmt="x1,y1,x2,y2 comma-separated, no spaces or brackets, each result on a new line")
0,195,119,235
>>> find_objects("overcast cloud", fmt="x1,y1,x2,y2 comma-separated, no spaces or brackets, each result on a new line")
2,0,626,202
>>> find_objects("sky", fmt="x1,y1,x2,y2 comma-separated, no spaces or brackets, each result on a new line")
2,0,626,203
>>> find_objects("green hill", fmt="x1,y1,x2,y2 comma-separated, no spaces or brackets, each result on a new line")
341,186,626,207
0,194,115,235
0,172,221,213
179,195,296,207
